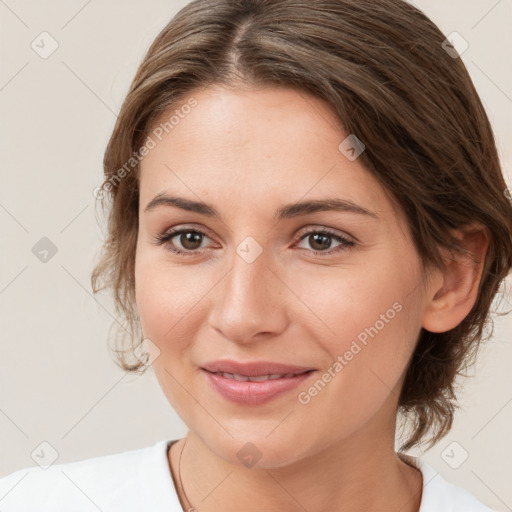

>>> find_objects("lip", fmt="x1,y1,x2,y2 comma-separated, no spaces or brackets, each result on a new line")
200,359,317,406
201,359,316,377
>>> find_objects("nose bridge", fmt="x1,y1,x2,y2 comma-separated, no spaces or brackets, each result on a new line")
209,238,288,343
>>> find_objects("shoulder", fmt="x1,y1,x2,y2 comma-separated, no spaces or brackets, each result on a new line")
0,439,174,511
400,454,497,512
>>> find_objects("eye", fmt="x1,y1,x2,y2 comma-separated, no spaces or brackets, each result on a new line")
152,227,212,255
295,228,355,255
152,226,356,256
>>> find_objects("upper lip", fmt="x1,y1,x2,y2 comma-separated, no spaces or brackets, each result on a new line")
201,359,316,377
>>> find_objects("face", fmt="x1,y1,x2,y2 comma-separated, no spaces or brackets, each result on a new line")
135,85,430,467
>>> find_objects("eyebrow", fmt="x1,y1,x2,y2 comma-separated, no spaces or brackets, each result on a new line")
144,193,378,220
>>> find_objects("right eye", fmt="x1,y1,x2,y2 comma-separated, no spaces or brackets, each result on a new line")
153,228,213,255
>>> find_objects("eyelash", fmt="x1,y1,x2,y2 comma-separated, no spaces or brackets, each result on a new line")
152,226,356,257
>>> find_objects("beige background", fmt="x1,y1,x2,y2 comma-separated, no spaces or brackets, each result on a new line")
0,0,511,510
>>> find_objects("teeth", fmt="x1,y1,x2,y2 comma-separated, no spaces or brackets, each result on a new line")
219,372,295,381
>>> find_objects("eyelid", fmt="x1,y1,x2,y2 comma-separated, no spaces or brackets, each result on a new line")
295,224,356,243
161,223,217,240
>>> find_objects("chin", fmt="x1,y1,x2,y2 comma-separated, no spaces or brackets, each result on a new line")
197,427,313,469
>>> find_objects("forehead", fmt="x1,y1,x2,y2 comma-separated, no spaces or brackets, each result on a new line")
138,85,393,220
147,85,344,151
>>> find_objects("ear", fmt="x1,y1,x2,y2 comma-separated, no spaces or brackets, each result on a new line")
422,223,490,333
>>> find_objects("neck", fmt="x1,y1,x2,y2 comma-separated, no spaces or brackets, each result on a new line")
168,426,423,512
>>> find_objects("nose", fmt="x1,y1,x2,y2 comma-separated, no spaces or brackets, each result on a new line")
207,245,289,345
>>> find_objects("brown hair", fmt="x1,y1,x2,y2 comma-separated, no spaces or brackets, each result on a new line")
91,0,512,451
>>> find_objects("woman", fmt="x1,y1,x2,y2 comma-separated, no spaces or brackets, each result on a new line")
1,0,510,510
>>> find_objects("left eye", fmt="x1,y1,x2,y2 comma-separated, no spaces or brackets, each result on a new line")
296,229,355,254
152,227,355,256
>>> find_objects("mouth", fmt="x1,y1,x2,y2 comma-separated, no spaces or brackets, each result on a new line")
202,369,314,381
200,359,316,377
200,363,317,405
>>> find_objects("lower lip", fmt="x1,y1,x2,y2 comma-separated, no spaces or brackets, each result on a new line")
202,369,315,405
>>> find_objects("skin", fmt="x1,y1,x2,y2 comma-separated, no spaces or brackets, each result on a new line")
134,84,489,512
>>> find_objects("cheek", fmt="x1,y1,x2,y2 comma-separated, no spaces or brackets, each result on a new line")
303,279,416,389
292,253,420,356
134,252,217,429
134,253,211,354
292,253,422,418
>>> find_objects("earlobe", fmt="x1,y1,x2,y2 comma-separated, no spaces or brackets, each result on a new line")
422,224,490,333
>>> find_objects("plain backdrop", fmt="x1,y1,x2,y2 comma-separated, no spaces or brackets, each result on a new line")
1,0,511,510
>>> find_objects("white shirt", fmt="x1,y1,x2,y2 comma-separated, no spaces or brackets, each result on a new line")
0,438,495,511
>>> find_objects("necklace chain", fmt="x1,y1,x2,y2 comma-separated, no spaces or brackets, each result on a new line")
178,436,196,511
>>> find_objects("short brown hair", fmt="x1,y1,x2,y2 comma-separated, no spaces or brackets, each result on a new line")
91,0,512,451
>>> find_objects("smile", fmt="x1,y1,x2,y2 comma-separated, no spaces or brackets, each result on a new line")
213,371,308,381
201,368,316,405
